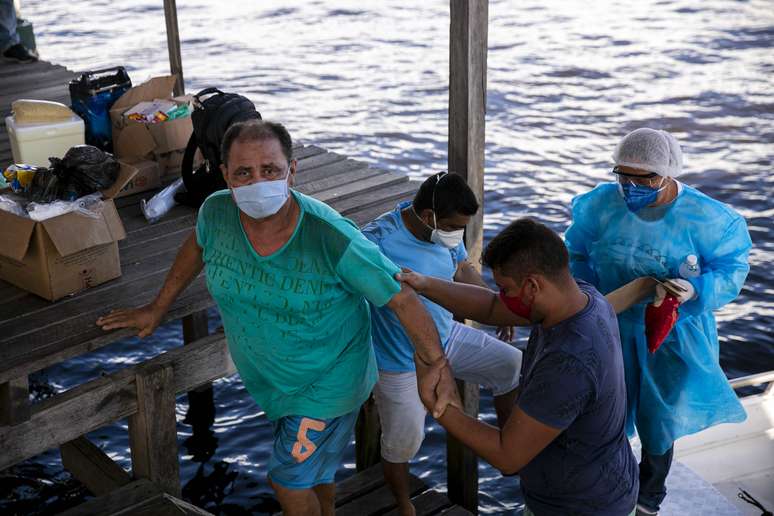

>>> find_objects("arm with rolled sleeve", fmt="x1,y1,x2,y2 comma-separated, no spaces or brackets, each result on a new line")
680,215,752,317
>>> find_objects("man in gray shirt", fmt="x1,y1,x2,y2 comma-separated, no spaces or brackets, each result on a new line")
400,218,638,516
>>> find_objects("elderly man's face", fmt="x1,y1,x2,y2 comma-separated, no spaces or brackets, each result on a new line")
221,137,295,189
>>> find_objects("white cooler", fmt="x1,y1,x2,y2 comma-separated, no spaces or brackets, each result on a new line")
6,114,85,167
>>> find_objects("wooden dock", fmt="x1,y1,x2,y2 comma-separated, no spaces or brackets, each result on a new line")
0,58,473,515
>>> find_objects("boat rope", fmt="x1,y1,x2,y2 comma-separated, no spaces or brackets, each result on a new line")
738,488,772,516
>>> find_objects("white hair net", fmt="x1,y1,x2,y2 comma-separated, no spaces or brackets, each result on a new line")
612,128,684,177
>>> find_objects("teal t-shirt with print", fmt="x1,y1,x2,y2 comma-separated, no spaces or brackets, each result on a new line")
196,190,401,421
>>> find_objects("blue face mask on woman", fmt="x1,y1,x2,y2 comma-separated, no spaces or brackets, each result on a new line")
619,179,666,212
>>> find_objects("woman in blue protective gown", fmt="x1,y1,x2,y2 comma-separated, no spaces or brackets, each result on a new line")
565,128,751,515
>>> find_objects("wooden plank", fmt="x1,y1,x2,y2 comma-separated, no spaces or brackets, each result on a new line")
331,180,419,216
315,171,407,205
115,493,215,515
296,150,347,172
440,506,474,516
293,144,328,161
0,83,72,108
336,474,426,516
0,69,74,96
384,490,453,516
335,463,387,506
0,333,233,470
447,1,488,512
295,165,382,196
0,279,214,384
128,363,181,496
0,230,192,324
59,478,163,516
0,60,61,80
0,376,30,425
0,365,138,470
0,265,194,341
355,395,381,472
295,158,369,187
60,436,132,495
348,191,416,228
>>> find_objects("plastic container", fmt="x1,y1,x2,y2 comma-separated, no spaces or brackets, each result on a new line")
679,254,701,279
69,67,132,152
6,114,85,167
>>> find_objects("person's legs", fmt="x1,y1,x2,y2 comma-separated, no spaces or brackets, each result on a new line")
373,371,428,516
445,321,522,428
312,482,336,516
268,411,359,515
636,445,674,514
270,479,322,516
381,461,415,516
0,0,20,51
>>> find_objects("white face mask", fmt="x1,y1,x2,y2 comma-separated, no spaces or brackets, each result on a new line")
232,174,290,219
430,211,465,249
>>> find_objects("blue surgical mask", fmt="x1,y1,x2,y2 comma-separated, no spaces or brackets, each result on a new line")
618,180,666,212
232,173,290,219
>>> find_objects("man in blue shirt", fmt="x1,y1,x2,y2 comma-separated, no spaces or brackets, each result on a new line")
399,218,639,516
362,173,522,516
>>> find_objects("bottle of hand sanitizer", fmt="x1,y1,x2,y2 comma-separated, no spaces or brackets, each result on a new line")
679,255,700,279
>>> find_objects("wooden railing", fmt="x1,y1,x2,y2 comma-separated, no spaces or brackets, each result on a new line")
0,333,234,497
0,331,481,511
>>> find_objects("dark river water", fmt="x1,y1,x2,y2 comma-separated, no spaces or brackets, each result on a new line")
3,0,772,514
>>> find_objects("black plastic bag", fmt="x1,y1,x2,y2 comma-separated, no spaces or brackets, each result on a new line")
61,145,120,196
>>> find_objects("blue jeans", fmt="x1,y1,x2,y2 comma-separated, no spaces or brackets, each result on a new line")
637,445,674,512
0,0,20,50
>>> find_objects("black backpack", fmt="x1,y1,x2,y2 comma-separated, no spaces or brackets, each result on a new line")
176,87,261,207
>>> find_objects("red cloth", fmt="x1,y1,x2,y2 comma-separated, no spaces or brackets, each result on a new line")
645,296,681,353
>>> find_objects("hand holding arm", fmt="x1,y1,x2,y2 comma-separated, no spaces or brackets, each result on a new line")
387,284,462,417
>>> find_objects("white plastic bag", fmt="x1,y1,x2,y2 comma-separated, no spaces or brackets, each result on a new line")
141,178,184,224
0,194,28,218
27,193,104,221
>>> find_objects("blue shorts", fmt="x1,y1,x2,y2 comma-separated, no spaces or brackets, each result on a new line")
268,409,358,489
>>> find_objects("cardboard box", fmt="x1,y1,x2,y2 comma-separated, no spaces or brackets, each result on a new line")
109,75,192,164
114,160,162,198
156,148,185,176
0,166,137,301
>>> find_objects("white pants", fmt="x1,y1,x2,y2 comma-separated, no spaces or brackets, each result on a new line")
373,321,522,463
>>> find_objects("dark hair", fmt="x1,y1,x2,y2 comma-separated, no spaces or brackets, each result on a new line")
482,218,570,283
412,172,479,219
221,120,293,167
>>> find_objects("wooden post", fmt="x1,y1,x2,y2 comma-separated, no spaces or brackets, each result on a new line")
448,0,488,512
128,363,181,497
163,0,185,96
355,395,381,471
182,311,214,433
0,376,30,425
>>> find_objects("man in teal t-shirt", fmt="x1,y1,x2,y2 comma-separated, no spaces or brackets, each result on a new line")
97,120,457,515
